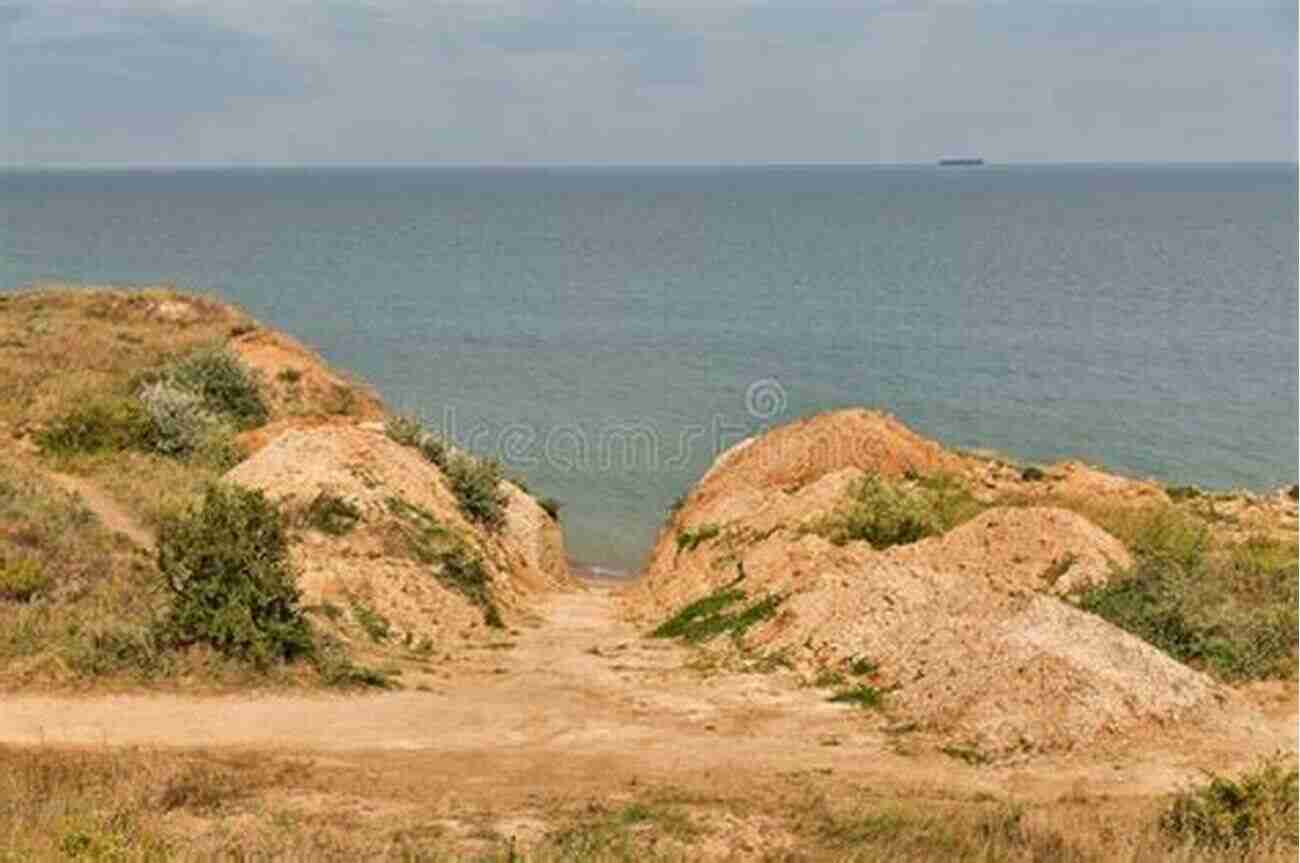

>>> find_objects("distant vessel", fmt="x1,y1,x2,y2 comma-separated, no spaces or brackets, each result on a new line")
939,158,984,166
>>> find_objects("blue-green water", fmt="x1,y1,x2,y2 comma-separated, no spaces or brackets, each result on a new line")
2,164,1296,572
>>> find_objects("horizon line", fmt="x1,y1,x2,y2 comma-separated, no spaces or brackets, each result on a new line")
2,158,1296,172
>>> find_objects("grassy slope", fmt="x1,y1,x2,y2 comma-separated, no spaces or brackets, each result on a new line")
0,287,377,689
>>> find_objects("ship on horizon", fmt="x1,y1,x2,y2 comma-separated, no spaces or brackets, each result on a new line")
938,157,985,166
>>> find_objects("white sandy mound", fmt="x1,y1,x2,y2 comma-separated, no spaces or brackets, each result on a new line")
226,425,572,641
630,409,1231,756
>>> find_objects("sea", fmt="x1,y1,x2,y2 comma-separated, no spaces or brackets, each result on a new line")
2,163,1296,573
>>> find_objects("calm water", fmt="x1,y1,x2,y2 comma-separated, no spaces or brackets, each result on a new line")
2,164,1296,572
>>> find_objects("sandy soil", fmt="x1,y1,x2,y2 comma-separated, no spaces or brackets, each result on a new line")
1,579,1293,810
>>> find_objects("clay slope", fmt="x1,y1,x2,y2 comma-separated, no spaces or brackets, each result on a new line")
630,409,1235,756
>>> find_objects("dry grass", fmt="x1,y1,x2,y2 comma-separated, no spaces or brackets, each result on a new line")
0,745,1294,861
0,285,389,691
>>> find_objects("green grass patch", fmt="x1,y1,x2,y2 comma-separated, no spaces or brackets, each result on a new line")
445,454,508,530
0,558,50,603
1079,510,1297,681
347,597,391,643
812,472,986,549
650,573,784,643
1160,755,1298,851
675,522,720,554
827,684,885,709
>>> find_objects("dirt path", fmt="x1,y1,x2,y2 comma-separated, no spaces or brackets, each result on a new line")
44,470,156,551
1,581,1294,809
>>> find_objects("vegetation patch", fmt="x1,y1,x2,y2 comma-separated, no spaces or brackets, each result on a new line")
812,472,987,549
0,558,50,603
1166,484,1202,501
651,572,784,643
437,542,504,629
157,483,314,668
1160,756,1298,851
347,596,391,643
539,496,563,521
1078,510,1297,681
36,397,155,456
301,491,362,536
1020,466,1047,482
827,684,886,709
675,522,721,554
445,454,508,530
384,414,448,468
386,497,504,628
147,347,268,429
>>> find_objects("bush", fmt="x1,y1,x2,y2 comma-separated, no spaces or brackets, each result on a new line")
445,455,507,530
156,484,313,667
36,397,154,455
437,543,503,628
676,523,720,554
163,348,267,429
1080,511,1297,681
1160,756,1298,850
0,558,50,602
539,497,562,521
136,380,223,457
385,415,447,468
302,491,362,536
815,475,942,549
1020,466,1046,482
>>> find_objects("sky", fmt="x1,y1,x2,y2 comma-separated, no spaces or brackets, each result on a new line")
2,1,1296,166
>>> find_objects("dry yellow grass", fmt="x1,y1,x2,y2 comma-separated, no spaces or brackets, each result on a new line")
0,744,1293,861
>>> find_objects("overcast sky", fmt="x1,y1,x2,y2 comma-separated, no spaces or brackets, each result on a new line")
2,1,1296,165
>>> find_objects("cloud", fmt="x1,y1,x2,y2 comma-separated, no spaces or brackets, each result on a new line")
4,0,1295,164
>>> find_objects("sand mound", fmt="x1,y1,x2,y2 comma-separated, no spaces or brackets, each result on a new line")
630,409,1230,756
226,425,572,642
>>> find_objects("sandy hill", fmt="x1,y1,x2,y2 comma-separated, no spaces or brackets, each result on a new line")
0,283,573,687
627,409,1286,757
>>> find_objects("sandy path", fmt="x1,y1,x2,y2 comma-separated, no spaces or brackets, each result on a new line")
1,582,1294,806
44,471,156,551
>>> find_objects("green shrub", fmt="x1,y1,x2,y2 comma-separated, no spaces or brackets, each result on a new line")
815,475,941,549
36,397,154,455
163,348,267,429
302,491,362,536
385,415,448,468
66,624,169,680
675,523,720,554
1166,484,1202,501
445,455,507,530
1080,513,1297,681
312,634,392,689
1020,466,1046,482
437,543,503,628
0,558,50,602
539,497,562,521
827,685,885,709
348,597,391,643
1160,756,1298,850
156,484,313,667
135,381,219,457
848,656,878,676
